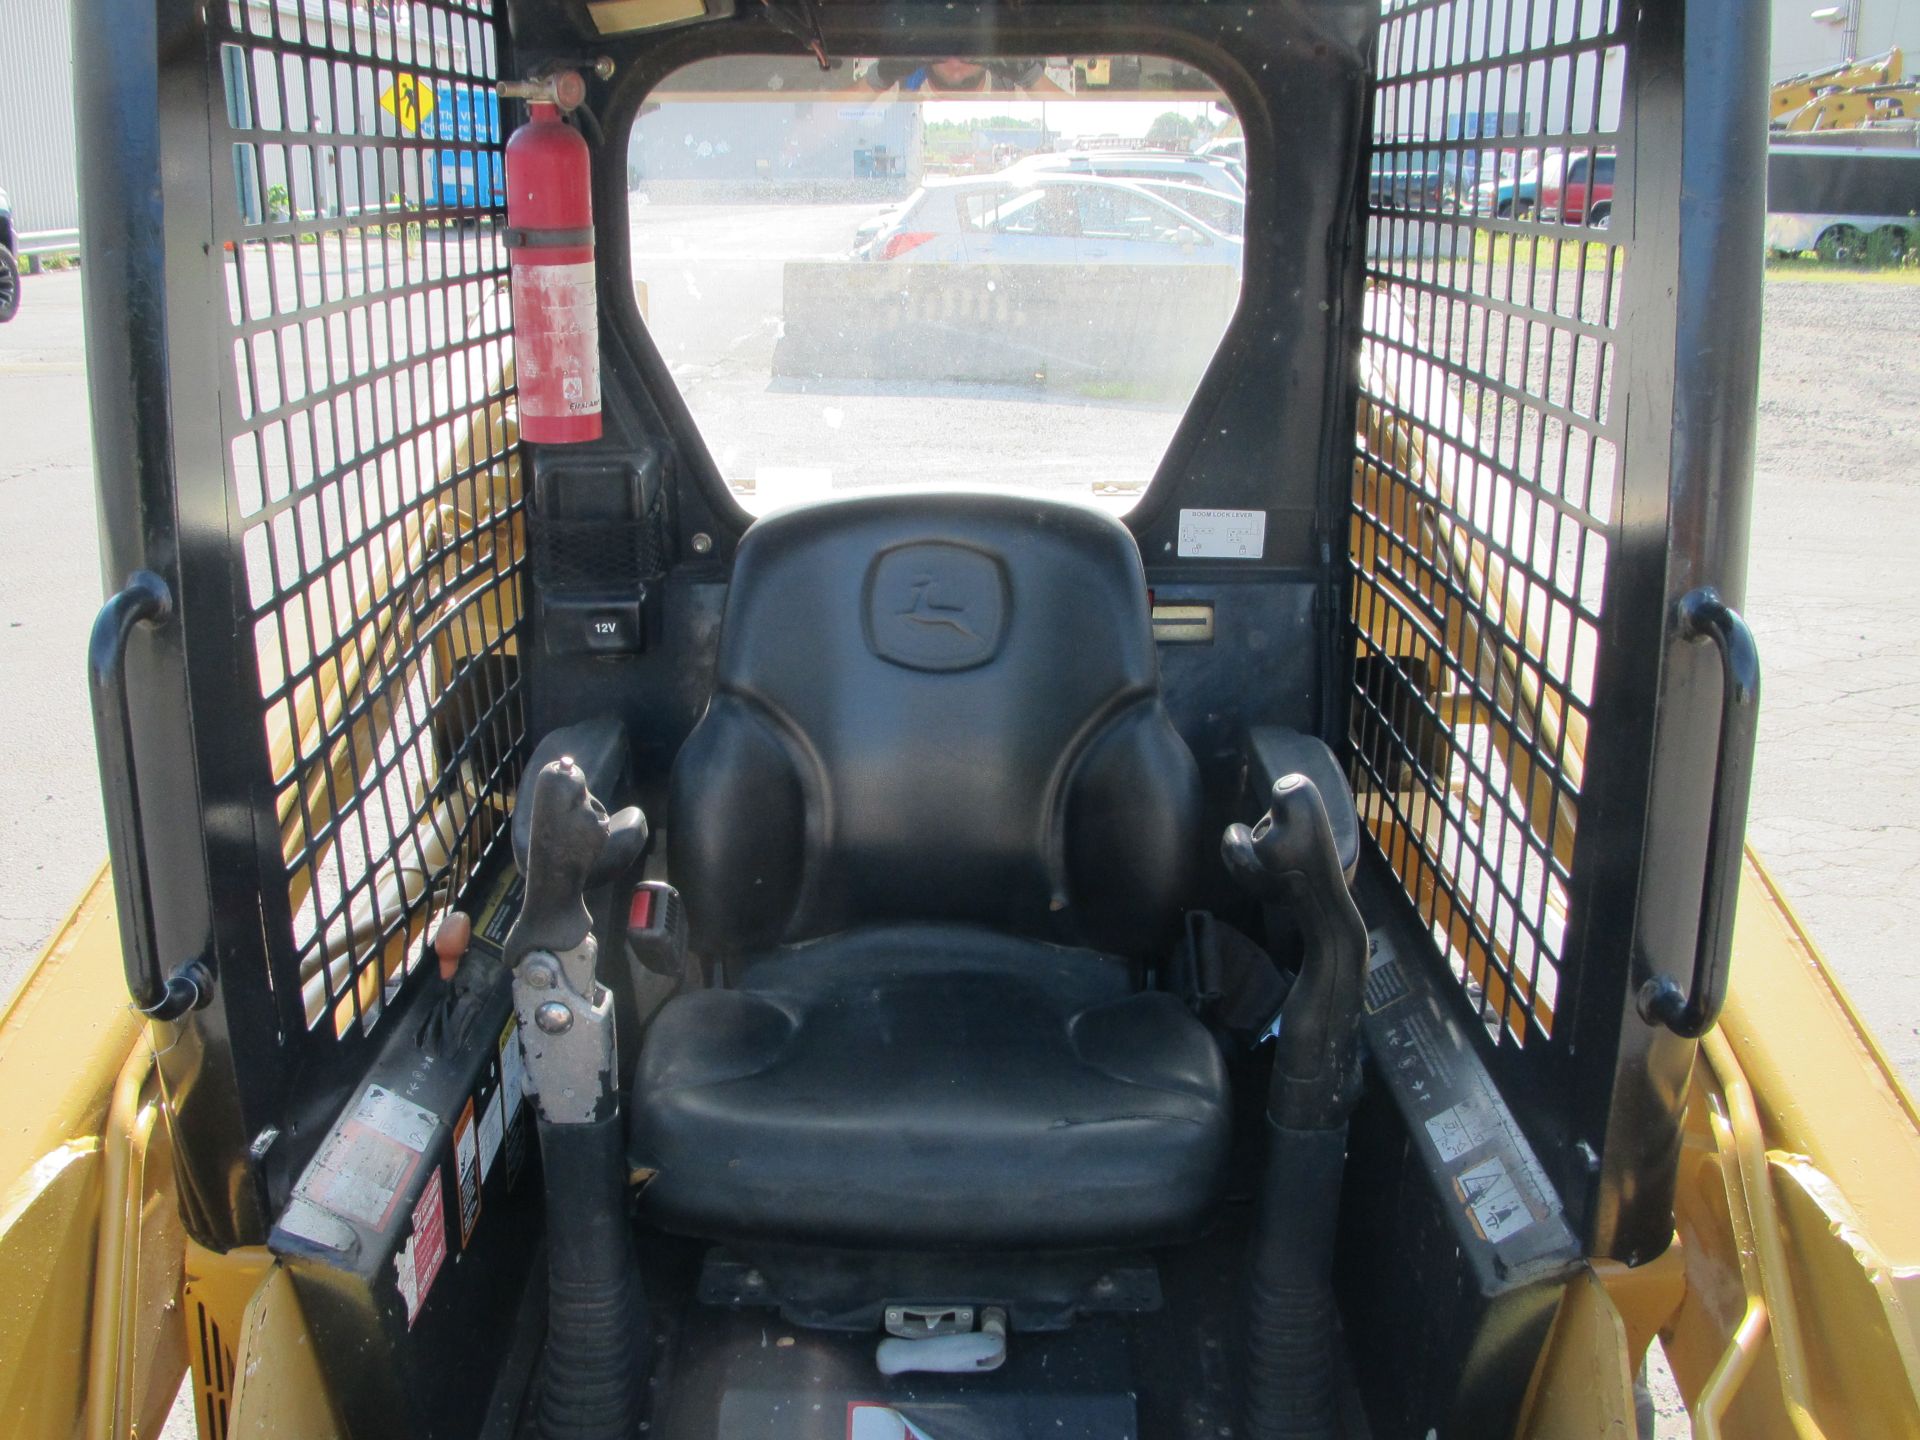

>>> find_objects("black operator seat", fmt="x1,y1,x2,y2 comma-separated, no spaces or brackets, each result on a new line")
631,492,1231,1249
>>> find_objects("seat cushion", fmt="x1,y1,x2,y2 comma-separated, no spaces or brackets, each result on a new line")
631,925,1232,1249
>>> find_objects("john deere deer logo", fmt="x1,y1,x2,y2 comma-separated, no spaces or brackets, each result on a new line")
898,576,981,643
867,543,1007,672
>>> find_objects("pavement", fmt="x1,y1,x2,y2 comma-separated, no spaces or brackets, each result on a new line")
0,267,106,1005
1743,275,1920,1087
0,241,1916,1440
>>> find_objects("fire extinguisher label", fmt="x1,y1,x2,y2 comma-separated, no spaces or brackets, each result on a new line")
512,260,601,419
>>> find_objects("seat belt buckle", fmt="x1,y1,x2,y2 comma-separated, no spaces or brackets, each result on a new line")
626,881,690,982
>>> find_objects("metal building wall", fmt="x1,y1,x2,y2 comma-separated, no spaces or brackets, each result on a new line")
0,0,80,245
1772,7,1920,82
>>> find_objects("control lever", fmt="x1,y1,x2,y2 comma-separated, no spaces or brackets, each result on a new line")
1222,774,1369,1130
507,760,647,979
503,758,649,1440
1223,773,1370,1440
417,911,499,1059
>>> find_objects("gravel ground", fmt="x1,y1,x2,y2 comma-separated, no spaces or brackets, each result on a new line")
1743,274,1920,1088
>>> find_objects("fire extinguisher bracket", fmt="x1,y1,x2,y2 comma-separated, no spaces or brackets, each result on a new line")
499,71,592,112
507,226,596,251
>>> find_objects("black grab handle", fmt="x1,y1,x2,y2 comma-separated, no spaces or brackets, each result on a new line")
1638,587,1761,1039
88,572,209,1021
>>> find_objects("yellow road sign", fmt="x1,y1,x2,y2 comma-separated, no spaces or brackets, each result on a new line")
378,74,437,134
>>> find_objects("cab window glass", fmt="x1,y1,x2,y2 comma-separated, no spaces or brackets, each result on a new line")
956,188,1007,230
1142,183,1243,236
627,55,1244,515
991,186,1076,237
1076,185,1197,244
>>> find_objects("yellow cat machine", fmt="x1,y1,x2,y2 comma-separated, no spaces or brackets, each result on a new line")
6,1,1919,1437
1771,48,1919,132
1764,46,1920,262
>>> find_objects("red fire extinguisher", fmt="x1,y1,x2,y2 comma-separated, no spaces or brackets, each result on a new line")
503,73,600,444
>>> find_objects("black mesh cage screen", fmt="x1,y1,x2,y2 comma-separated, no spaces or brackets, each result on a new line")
216,0,524,1039
1351,0,1625,1050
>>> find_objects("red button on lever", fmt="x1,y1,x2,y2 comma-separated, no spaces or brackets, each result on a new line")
628,887,655,932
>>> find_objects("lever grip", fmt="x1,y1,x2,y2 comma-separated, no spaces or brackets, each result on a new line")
1223,774,1369,1130
506,759,648,967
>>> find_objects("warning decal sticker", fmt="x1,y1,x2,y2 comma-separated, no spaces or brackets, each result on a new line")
396,1169,448,1328
499,1015,530,1190
1425,1100,1497,1164
288,1084,437,1230
454,1098,482,1246
357,1083,439,1150
277,1197,354,1252
478,1087,505,1182
1454,1156,1536,1244
474,870,524,954
499,1016,527,1121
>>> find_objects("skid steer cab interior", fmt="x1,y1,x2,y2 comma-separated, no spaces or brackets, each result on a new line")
70,0,1772,1436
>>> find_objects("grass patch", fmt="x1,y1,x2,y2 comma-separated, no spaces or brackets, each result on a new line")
1469,230,1619,272
1765,253,1920,283
1072,377,1176,402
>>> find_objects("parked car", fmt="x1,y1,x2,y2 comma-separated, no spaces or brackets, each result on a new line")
1196,135,1248,186
1368,152,1446,208
1471,155,1541,218
0,187,19,325
858,173,1243,265
1539,149,1615,226
1198,136,1245,166
1133,178,1245,236
852,197,914,251
1008,149,1246,198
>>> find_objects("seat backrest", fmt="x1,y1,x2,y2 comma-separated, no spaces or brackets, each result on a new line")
669,492,1201,960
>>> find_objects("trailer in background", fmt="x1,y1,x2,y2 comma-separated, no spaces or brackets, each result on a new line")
1768,140,1920,260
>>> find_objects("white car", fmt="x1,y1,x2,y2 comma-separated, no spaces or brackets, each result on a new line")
1196,137,1248,186
859,173,1243,266
1133,179,1245,237
1008,149,1247,198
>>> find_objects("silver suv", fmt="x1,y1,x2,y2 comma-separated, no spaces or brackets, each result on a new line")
1008,150,1246,199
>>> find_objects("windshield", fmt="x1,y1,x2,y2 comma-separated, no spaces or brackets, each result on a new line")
626,55,1243,515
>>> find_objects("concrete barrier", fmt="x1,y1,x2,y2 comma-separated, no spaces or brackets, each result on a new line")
772,260,1239,395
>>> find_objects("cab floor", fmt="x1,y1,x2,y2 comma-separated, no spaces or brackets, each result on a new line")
629,1207,1369,1440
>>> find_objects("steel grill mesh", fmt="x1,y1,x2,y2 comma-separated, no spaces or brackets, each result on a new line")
1352,0,1626,1048
216,0,523,1038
